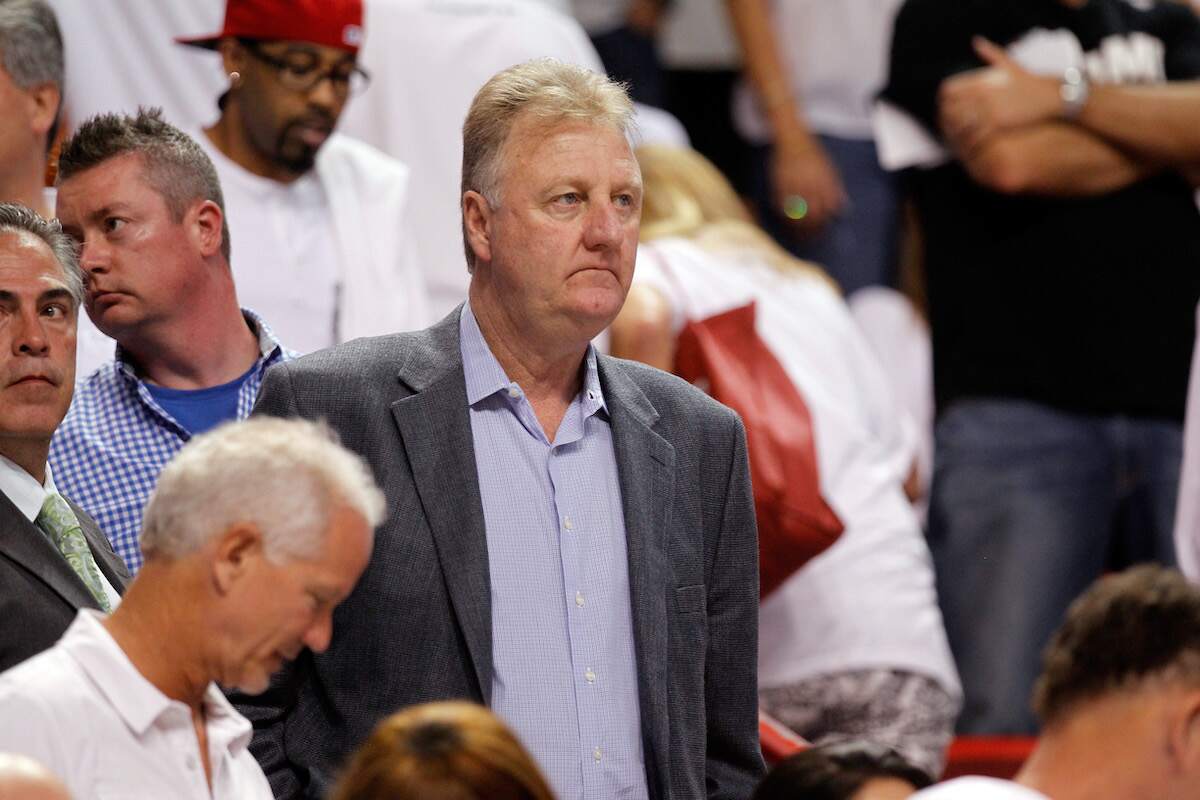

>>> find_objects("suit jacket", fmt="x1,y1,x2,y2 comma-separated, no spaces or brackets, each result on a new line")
245,309,765,799
0,489,130,673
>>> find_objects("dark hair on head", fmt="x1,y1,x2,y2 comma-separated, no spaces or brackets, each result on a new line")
57,107,231,261
0,0,63,152
752,741,932,800
329,701,555,800
1033,564,1200,728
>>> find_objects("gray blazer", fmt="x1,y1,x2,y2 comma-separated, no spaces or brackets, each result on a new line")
0,489,130,673
245,310,764,799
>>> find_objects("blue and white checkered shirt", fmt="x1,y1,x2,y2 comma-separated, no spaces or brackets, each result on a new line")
460,304,649,800
48,310,290,573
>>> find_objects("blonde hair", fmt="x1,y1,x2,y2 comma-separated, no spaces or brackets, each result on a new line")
636,144,835,286
460,58,635,270
330,702,555,800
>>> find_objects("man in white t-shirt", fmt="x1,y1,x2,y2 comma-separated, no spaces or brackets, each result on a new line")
177,0,429,354
0,417,385,800
917,566,1200,800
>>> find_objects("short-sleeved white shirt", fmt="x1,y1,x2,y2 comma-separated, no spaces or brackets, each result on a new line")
0,611,273,800
634,237,959,694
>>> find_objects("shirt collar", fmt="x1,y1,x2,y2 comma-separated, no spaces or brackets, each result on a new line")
0,453,56,522
113,308,289,382
62,610,253,750
459,302,608,415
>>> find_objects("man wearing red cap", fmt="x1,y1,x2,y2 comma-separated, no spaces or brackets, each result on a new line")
178,0,429,356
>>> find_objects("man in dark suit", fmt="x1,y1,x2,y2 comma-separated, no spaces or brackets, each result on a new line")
248,59,764,799
0,201,128,673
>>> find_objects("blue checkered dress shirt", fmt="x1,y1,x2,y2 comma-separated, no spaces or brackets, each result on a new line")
460,305,649,800
48,310,291,573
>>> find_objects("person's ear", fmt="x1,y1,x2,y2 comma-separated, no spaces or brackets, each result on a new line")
1167,688,1200,779
187,199,226,259
462,190,494,267
27,82,60,141
216,37,247,78
212,521,264,594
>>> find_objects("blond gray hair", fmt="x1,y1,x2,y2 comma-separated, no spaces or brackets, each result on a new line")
0,201,83,306
460,58,635,270
141,417,386,562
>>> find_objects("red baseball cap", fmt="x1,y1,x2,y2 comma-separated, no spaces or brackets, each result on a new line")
176,0,364,53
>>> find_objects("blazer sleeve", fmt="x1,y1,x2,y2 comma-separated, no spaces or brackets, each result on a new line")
705,413,766,799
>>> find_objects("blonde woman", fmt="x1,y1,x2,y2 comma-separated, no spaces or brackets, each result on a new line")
611,145,960,778
330,701,555,800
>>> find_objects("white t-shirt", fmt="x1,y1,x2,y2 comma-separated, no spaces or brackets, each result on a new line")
634,237,959,694
735,0,906,141
914,777,1049,800
1176,300,1200,581
338,0,606,320
0,610,273,800
198,136,340,355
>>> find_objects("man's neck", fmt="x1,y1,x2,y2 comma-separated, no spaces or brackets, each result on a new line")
121,291,262,390
203,114,302,185
0,441,50,485
0,154,53,217
102,569,211,711
468,293,592,443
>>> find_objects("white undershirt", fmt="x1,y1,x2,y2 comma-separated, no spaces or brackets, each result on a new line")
199,135,340,354
913,777,1049,800
634,238,959,694
0,454,121,608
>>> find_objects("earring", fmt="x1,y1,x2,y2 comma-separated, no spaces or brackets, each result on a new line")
228,71,241,87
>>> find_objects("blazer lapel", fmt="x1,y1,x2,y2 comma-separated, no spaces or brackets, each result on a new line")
601,357,675,800
0,490,100,611
389,311,494,704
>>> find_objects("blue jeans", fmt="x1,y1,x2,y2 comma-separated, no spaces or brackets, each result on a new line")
750,135,900,296
929,399,1181,734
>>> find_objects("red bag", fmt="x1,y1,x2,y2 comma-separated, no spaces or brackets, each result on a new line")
674,301,843,598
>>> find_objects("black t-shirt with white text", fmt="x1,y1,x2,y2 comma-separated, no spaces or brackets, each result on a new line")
882,0,1200,420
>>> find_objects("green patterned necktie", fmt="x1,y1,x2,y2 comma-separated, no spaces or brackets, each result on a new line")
35,493,112,613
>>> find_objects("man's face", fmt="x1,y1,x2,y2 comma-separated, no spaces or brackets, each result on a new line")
222,503,373,695
229,40,356,176
0,62,49,181
0,231,76,454
56,153,200,340
472,117,642,340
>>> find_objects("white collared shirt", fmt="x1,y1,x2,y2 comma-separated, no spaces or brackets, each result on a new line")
0,454,120,608
0,611,273,800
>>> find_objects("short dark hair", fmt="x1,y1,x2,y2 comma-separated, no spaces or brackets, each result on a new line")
0,0,63,151
1033,565,1200,728
57,107,231,261
751,742,933,800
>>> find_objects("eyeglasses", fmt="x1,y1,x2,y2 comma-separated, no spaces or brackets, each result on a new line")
241,40,371,98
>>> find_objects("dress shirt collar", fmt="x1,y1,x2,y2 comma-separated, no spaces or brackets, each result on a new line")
0,452,58,522
112,308,288,385
459,302,608,416
61,610,252,750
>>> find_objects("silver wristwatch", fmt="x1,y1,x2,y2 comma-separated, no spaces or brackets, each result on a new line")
1060,66,1090,119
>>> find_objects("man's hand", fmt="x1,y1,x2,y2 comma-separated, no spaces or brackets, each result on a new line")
772,133,847,237
939,37,1062,157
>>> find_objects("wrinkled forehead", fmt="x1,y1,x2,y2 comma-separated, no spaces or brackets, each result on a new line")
0,230,68,287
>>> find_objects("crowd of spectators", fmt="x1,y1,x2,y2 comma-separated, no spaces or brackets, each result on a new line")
2,0,1200,797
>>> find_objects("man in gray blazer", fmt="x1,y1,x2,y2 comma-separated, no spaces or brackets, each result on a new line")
248,59,764,799
0,202,129,673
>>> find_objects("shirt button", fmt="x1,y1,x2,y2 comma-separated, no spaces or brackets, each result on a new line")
585,667,596,684
593,746,603,762
507,383,521,398
575,591,585,608
564,516,574,531
185,754,198,770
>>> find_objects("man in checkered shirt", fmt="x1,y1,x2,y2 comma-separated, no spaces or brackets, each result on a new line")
48,109,292,573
